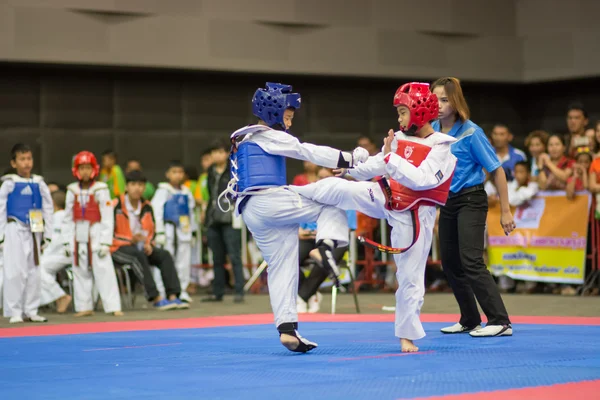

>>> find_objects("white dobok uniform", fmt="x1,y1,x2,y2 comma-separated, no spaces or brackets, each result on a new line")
62,181,121,313
228,125,351,329
0,174,53,318
292,131,457,340
151,183,196,298
40,210,71,306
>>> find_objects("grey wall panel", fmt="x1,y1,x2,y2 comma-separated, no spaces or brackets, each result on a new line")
114,80,182,130
304,86,370,135
114,130,183,183
41,76,113,128
182,131,229,168
183,82,253,132
0,76,39,128
40,129,114,183
0,65,598,186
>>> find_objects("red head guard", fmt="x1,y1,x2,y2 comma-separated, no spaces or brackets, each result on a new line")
72,151,99,180
393,82,438,134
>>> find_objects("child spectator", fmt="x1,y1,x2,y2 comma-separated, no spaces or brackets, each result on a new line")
0,144,53,323
292,161,319,186
508,161,539,206
203,142,244,303
110,170,188,310
62,151,123,317
151,161,197,303
125,159,155,200
491,124,527,181
524,130,549,181
588,125,600,218
538,134,574,191
100,150,126,199
566,147,593,200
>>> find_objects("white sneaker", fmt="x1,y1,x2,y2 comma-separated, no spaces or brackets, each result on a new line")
469,324,512,337
440,322,482,334
179,291,193,303
296,296,308,313
9,316,24,324
27,315,48,323
307,292,323,314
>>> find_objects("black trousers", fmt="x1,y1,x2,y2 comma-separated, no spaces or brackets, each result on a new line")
297,238,347,302
112,245,181,301
207,224,244,297
439,189,511,327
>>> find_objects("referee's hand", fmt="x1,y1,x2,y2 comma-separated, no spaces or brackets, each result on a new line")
500,210,516,236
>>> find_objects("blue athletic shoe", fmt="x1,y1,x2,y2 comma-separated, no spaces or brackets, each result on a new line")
173,298,190,309
154,299,178,311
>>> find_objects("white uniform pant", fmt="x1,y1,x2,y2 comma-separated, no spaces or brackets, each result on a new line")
72,245,122,313
240,188,349,329
40,251,70,306
165,236,191,294
3,223,42,318
292,178,436,340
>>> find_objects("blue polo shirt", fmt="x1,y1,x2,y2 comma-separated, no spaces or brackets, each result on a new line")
499,145,527,182
432,119,501,193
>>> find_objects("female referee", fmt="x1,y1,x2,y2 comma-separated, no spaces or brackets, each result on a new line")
431,77,516,337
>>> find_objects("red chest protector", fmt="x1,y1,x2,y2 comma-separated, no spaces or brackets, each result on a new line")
73,191,102,224
383,140,453,212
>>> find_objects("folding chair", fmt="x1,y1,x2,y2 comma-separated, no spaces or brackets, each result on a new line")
114,264,135,309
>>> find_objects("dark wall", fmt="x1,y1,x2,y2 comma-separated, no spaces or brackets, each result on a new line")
1,64,598,185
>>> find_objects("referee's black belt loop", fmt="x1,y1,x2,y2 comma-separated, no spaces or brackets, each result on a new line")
448,184,485,199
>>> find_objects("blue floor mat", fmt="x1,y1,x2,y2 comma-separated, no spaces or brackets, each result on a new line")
1,322,599,400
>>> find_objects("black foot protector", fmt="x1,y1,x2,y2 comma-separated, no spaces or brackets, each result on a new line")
316,239,341,288
277,322,318,353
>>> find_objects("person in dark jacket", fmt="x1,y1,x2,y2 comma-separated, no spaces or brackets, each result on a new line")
203,141,245,303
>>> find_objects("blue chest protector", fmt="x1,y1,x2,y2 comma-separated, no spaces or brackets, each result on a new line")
7,182,42,224
234,141,286,193
164,193,189,225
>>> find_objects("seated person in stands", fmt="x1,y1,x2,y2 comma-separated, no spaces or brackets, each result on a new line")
524,130,549,182
110,170,189,311
99,150,126,199
566,147,593,200
125,158,155,200
499,161,539,292
297,168,350,313
507,161,538,207
538,134,574,191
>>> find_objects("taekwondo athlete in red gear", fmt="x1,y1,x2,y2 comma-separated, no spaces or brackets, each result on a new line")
151,161,197,304
61,151,123,317
0,144,53,323
291,83,457,352
219,82,369,353
40,190,73,312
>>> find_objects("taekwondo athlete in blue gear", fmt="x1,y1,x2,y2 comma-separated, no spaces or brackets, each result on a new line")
219,82,369,353
152,161,197,304
0,144,53,323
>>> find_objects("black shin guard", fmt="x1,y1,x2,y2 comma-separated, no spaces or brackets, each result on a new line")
316,239,341,288
277,322,318,353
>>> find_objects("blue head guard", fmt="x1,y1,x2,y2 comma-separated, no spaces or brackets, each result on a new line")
252,82,301,129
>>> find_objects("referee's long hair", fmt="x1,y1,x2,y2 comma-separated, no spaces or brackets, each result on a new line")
430,77,470,123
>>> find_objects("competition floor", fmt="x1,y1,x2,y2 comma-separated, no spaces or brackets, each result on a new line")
1,311,600,400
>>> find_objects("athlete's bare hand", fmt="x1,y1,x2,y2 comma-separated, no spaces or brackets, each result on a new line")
333,168,347,177
383,129,394,155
